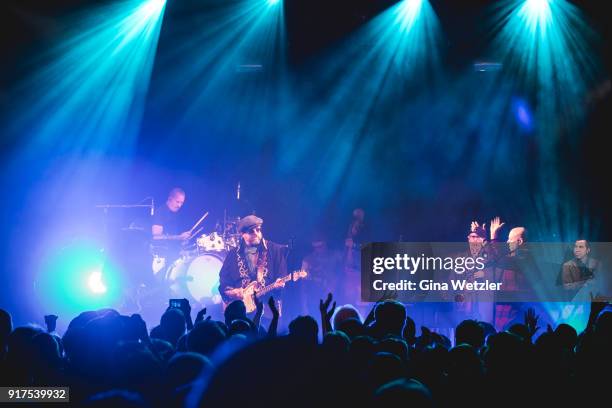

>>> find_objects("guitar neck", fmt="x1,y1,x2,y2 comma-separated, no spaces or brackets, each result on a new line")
257,272,297,296
258,275,290,296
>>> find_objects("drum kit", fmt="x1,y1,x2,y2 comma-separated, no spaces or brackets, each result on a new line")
162,214,243,306
94,198,250,316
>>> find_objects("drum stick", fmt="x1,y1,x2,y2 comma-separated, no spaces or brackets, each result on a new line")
190,212,209,233
191,227,204,239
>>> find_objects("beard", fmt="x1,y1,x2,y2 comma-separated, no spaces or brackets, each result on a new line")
469,243,482,256
245,236,262,247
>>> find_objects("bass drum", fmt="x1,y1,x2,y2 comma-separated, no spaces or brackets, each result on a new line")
166,253,224,305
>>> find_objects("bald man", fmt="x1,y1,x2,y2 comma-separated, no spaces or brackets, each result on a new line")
150,187,192,278
489,221,535,329
507,227,526,254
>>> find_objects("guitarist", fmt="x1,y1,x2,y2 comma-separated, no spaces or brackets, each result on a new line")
219,215,288,312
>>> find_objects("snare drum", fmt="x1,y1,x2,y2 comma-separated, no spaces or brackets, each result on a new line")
196,231,225,252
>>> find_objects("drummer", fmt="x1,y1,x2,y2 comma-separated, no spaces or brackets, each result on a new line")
151,188,192,271
152,187,191,241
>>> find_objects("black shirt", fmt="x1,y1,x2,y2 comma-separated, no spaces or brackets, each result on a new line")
152,205,181,236
151,205,183,258
219,240,288,303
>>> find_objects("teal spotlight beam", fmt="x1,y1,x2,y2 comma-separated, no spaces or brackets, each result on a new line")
151,0,287,141
278,0,443,202
10,0,168,158
487,0,602,242
489,0,600,135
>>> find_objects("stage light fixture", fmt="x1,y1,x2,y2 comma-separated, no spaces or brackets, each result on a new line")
520,0,552,35
87,270,107,294
512,98,534,131
36,242,123,317
142,0,167,17
473,61,503,72
396,0,424,33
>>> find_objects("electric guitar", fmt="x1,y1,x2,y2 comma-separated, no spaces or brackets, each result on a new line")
241,270,308,313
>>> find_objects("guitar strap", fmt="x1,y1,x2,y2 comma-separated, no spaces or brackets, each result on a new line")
236,243,269,288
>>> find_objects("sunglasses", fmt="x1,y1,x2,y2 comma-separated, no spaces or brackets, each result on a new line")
246,226,262,234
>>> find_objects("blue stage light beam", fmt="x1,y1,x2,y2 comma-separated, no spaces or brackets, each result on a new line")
486,0,602,242
10,0,167,158
489,0,600,136
151,0,287,141
4,0,168,320
277,0,443,204
6,0,168,235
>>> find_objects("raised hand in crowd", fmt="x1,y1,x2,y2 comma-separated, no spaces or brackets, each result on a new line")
586,292,610,332
489,216,505,241
178,298,193,330
319,293,336,335
44,314,58,333
524,307,540,340
253,292,264,331
471,221,484,233
195,307,211,325
268,296,279,318
267,296,279,338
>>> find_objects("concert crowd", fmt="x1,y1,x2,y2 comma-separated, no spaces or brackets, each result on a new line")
1,292,610,407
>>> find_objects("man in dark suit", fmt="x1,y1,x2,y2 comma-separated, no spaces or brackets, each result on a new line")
219,215,288,311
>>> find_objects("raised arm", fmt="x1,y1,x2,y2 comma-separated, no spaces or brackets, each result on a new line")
253,293,264,333
586,292,610,333
489,216,505,241
319,293,336,335
267,296,280,338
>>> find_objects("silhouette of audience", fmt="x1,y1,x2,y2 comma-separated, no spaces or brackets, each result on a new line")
1,293,610,407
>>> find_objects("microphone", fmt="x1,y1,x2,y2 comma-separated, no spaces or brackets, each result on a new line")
280,238,294,252
151,198,155,216
237,182,241,200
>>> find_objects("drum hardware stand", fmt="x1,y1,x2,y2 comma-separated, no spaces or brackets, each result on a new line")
94,200,155,311
95,202,154,237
